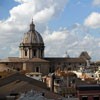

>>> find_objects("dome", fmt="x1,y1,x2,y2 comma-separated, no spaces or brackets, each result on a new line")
19,20,45,59
22,20,44,44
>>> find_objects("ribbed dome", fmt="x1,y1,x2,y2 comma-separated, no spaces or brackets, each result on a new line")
23,31,44,44
22,20,44,44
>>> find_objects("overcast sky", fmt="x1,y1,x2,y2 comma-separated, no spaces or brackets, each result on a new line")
0,0,100,61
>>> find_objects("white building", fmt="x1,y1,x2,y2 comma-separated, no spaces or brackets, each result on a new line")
26,72,42,81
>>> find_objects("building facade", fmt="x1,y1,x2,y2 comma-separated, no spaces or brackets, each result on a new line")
76,85,100,100
0,20,91,75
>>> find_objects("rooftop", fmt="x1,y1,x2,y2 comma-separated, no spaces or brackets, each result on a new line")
0,57,49,63
0,73,64,100
76,84,100,91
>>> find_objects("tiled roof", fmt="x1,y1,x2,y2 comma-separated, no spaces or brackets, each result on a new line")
76,84,100,91
0,57,86,63
0,73,64,100
0,57,49,63
0,72,47,88
45,57,86,63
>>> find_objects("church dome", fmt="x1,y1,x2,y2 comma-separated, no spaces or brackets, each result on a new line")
22,20,44,44
19,20,44,59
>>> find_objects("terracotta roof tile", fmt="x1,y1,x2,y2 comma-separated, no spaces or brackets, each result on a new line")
45,57,86,63
0,73,64,100
0,57,49,63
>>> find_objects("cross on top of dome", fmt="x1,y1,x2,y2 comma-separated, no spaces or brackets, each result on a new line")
21,19,44,44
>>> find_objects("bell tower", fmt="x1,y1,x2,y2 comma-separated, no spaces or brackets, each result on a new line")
19,20,44,59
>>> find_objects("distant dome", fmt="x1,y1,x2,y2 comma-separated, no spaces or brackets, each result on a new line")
22,20,44,44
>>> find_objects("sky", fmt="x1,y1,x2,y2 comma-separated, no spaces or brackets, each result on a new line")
0,0,100,61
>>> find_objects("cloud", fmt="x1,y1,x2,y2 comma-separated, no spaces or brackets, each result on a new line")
0,0,68,58
93,0,100,6
0,0,100,61
9,45,19,55
43,24,100,60
43,23,100,60
84,12,100,28
14,0,29,3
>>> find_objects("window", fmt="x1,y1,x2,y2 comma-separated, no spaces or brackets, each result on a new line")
25,48,28,56
58,62,61,65
36,67,39,72
0,76,2,78
82,96,88,100
30,74,33,77
72,78,75,84
55,79,61,84
25,50,27,56
49,67,52,73
68,67,71,70
93,96,99,100
92,75,94,77
16,68,20,71
36,75,39,77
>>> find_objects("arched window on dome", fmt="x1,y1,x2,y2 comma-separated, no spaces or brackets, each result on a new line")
25,50,27,56
33,49,37,57
25,48,28,56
